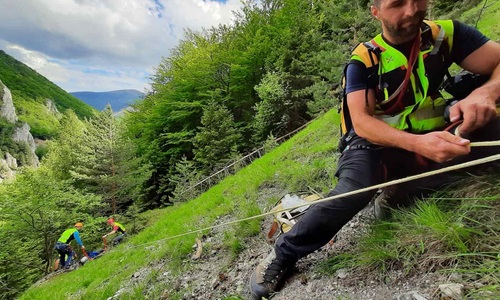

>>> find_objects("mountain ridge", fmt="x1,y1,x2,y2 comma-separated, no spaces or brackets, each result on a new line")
0,50,94,120
70,89,144,111
0,50,95,139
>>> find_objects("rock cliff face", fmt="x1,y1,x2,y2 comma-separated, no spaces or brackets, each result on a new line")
45,99,60,114
13,123,40,167
0,80,39,182
0,79,18,123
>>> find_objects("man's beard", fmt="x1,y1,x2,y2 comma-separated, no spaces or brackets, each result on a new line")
384,10,426,42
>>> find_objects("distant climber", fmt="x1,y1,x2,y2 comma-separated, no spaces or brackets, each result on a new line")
54,222,90,269
103,218,127,246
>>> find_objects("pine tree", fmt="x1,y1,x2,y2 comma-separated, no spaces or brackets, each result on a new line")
70,105,150,213
170,155,201,202
193,101,241,172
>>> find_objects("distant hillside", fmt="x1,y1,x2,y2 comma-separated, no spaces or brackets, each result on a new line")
0,50,95,138
70,90,144,111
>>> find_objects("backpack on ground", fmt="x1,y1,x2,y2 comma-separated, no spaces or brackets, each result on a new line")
266,192,322,243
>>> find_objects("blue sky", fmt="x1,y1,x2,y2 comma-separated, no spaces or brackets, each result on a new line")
0,0,244,93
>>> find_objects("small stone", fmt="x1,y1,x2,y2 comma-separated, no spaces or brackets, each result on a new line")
336,268,348,279
448,273,462,282
411,292,428,300
439,283,464,300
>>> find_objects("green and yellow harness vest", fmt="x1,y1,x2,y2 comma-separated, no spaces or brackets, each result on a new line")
58,228,77,244
113,222,126,233
342,20,454,135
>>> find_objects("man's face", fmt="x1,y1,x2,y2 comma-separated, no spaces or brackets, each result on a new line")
372,0,428,43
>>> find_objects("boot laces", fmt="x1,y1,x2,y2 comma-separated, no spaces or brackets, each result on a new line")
262,259,285,284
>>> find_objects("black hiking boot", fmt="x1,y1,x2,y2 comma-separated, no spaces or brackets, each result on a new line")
250,249,292,299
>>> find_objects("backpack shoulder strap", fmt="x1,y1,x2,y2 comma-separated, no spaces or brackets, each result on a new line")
422,20,446,55
423,20,455,86
338,41,382,141
351,41,380,68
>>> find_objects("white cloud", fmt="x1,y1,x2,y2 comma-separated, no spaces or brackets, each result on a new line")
6,45,50,70
0,0,244,92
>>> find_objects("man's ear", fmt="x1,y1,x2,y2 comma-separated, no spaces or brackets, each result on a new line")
371,5,379,19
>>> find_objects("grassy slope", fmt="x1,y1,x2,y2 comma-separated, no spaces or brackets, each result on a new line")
460,0,500,40
20,110,340,300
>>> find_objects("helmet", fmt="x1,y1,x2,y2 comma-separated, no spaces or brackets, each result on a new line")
80,256,89,265
75,222,83,228
107,218,114,225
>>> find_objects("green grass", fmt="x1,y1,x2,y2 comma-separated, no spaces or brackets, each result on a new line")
15,96,61,138
319,172,500,296
460,0,500,41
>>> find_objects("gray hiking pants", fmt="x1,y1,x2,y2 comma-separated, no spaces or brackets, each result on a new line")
275,116,500,263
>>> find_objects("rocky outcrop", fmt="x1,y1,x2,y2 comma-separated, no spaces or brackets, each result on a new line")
13,123,40,167
5,152,17,169
0,79,18,123
45,99,60,114
0,153,17,183
0,80,39,181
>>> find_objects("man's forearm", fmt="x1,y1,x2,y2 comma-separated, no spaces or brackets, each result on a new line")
353,113,419,152
347,90,420,152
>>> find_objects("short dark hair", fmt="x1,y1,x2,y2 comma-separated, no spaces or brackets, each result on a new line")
373,0,381,7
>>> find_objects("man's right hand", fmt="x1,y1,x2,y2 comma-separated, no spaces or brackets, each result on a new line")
414,131,470,163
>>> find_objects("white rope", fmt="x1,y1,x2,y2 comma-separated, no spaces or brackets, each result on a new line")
470,141,500,147
130,153,500,248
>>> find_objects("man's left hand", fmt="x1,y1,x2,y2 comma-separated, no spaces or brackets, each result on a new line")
449,89,497,135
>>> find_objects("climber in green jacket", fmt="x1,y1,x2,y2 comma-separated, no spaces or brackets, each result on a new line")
103,218,127,246
54,222,90,269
